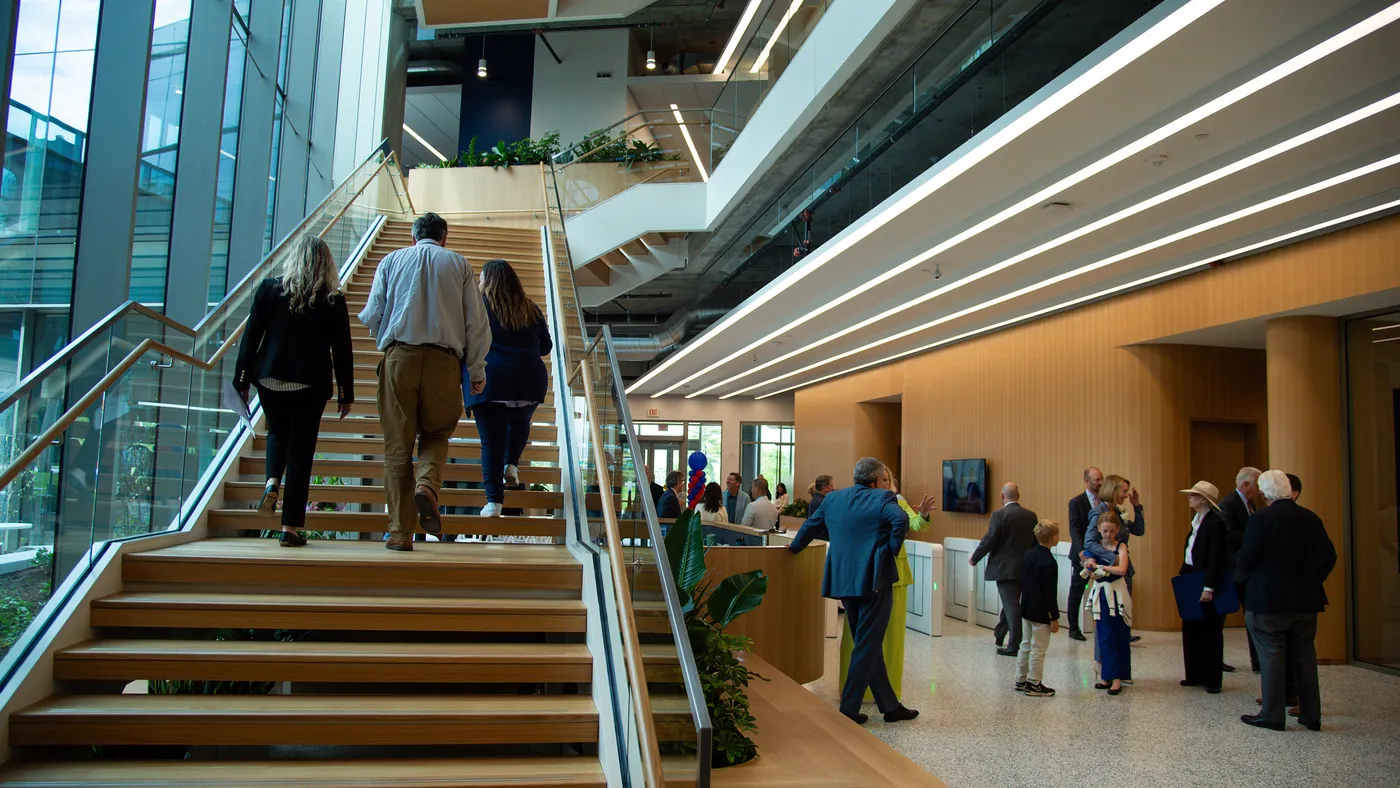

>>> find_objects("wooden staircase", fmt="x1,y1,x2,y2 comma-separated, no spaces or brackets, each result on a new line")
0,223,644,787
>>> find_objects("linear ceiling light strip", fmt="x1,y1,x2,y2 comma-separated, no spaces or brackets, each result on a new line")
640,1,1400,398
697,91,1400,397
749,184,1400,399
715,0,767,76
672,104,709,183
751,0,805,73
402,123,447,162
626,0,1231,396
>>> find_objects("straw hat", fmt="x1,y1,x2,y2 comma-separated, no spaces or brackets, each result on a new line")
1179,480,1220,509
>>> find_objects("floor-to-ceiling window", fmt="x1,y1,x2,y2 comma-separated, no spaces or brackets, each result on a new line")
130,0,192,308
740,422,795,502
262,0,291,256
633,420,723,495
208,6,248,307
1345,308,1400,671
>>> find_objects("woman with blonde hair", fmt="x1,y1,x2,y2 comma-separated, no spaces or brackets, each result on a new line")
1083,473,1146,648
234,235,355,547
838,467,935,699
466,259,553,517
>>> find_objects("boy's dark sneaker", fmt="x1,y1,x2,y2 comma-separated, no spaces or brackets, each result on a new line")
1024,682,1056,697
1014,680,1028,692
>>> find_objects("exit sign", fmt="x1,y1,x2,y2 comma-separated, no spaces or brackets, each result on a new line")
647,408,659,418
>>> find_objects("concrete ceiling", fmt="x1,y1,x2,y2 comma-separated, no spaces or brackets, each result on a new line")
625,0,1400,400
402,85,462,167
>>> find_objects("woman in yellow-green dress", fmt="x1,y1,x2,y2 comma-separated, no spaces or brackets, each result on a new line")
839,471,933,699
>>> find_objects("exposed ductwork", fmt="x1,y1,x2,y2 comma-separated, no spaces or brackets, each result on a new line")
608,307,729,362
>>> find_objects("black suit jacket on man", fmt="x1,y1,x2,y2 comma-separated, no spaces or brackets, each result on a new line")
1236,499,1336,615
1019,544,1060,623
657,489,681,519
970,502,1040,581
234,277,355,405
808,491,826,516
1067,492,1094,568
1216,488,1251,565
1181,509,1228,592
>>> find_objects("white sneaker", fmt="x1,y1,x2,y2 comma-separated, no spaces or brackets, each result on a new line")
504,464,520,486
480,502,503,518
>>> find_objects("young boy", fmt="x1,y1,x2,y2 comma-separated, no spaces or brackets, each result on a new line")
1015,519,1061,697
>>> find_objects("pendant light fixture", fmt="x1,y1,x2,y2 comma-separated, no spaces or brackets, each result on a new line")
646,26,656,70
478,35,488,78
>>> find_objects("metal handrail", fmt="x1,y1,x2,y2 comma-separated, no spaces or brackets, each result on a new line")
0,144,411,492
0,142,405,418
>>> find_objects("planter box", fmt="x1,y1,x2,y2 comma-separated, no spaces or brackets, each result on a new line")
406,166,548,229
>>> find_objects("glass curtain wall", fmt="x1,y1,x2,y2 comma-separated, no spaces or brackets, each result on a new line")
1345,309,1400,670
740,423,794,502
130,0,192,308
208,8,248,307
263,0,290,256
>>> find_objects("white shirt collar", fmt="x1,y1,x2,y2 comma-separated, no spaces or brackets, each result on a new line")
1003,500,1019,508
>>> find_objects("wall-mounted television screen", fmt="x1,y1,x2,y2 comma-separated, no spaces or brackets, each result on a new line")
943,459,988,514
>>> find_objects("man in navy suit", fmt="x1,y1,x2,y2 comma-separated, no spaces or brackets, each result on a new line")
790,457,919,725
1066,467,1102,641
656,470,684,519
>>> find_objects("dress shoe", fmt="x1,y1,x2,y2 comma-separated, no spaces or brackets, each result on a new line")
386,535,413,552
884,705,919,722
1297,718,1321,732
277,530,307,548
1205,687,1222,694
842,711,869,725
996,647,1017,657
1222,663,1236,672
1068,629,1087,642
1128,635,1142,643
1240,714,1285,731
414,485,442,533
1180,680,1199,687
1289,706,1301,718
1254,696,1299,706
258,480,280,516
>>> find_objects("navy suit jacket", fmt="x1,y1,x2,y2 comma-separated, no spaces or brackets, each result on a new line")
657,489,681,519
789,484,909,600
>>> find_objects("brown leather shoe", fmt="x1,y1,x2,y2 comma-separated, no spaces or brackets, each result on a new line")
414,485,443,534
386,535,413,551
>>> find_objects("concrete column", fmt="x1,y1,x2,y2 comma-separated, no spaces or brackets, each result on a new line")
1265,315,1347,663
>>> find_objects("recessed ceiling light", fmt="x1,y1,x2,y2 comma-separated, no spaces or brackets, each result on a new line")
639,2,1400,399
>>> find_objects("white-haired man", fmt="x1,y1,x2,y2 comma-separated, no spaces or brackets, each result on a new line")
1236,470,1336,732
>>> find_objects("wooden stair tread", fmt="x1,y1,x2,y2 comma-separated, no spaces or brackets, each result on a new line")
206,510,567,537
223,482,565,507
16,694,596,714
93,591,585,616
128,538,576,567
239,456,562,484
250,435,560,462
59,639,592,662
0,758,605,788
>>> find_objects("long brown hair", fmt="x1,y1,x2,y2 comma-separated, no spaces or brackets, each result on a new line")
480,259,541,331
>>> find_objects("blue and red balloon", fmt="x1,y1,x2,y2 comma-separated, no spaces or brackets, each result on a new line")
685,451,707,510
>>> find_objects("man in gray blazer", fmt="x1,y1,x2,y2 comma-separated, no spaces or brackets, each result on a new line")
790,457,919,725
970,483,1040,656
723,472,751,524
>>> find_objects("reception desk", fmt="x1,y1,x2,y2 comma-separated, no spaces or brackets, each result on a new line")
704,540,828,684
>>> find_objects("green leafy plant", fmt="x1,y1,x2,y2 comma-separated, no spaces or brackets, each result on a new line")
663,509,768,767
418,132,562,169
780,498,808,518
573,128,679,166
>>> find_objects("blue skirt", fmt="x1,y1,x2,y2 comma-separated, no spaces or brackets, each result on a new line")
1096,595,1132,681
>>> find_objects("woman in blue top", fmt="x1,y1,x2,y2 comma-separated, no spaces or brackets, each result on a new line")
465,259,553,517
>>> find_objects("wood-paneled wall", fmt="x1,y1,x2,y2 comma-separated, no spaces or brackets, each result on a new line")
795,213,1400,643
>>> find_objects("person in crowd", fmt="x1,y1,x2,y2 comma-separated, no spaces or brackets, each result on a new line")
790,457,919,725
970,482,1039,656
1066,466,1103,641
1084,508,1132,694
646,465,664,509
697,482,729,524
774,482,790,512
808,474,834,515
359,212,490,550
1178,481,1228,694
234,236,354,548
723,472,751,524
1016,519,1061,697
1085,474,1145,643
1238,470,1336,732
657,470,685,519
742,478,780,531
839,472,934,701
1218,466,1261,672
465,259,552,518
800,461,918,727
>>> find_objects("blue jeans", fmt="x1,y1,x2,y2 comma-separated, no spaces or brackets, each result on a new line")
471,402,537,503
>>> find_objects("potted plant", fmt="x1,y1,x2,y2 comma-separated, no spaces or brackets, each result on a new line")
662,508,768,767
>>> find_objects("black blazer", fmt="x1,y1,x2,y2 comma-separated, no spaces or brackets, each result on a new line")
1180,509,1228,592
657,489,681,519
1067,492,1094,567
235,278,354,405
1216,488,1250,566
1019,544,1060,623
971,502,1040,581
809,491,826,516
1236,500,1336,615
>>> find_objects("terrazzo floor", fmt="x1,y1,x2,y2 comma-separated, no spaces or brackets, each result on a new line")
802,617,1400,788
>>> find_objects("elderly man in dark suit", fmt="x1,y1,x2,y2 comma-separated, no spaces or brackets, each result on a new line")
970,482,1040,656
656,470,685,519
790,457,919,725
1218,466,1261,672
1237,470,1336,732
1066,467,1102,641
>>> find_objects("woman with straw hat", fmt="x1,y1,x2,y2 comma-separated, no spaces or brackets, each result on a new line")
1178,480,1229,694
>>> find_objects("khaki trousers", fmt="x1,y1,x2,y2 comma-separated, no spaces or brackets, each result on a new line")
377,344,462,536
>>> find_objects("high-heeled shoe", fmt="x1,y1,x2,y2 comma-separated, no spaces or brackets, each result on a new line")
278,530,307,548
258,480,279,516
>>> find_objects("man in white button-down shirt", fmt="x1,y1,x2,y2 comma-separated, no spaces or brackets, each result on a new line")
359,212,491,551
